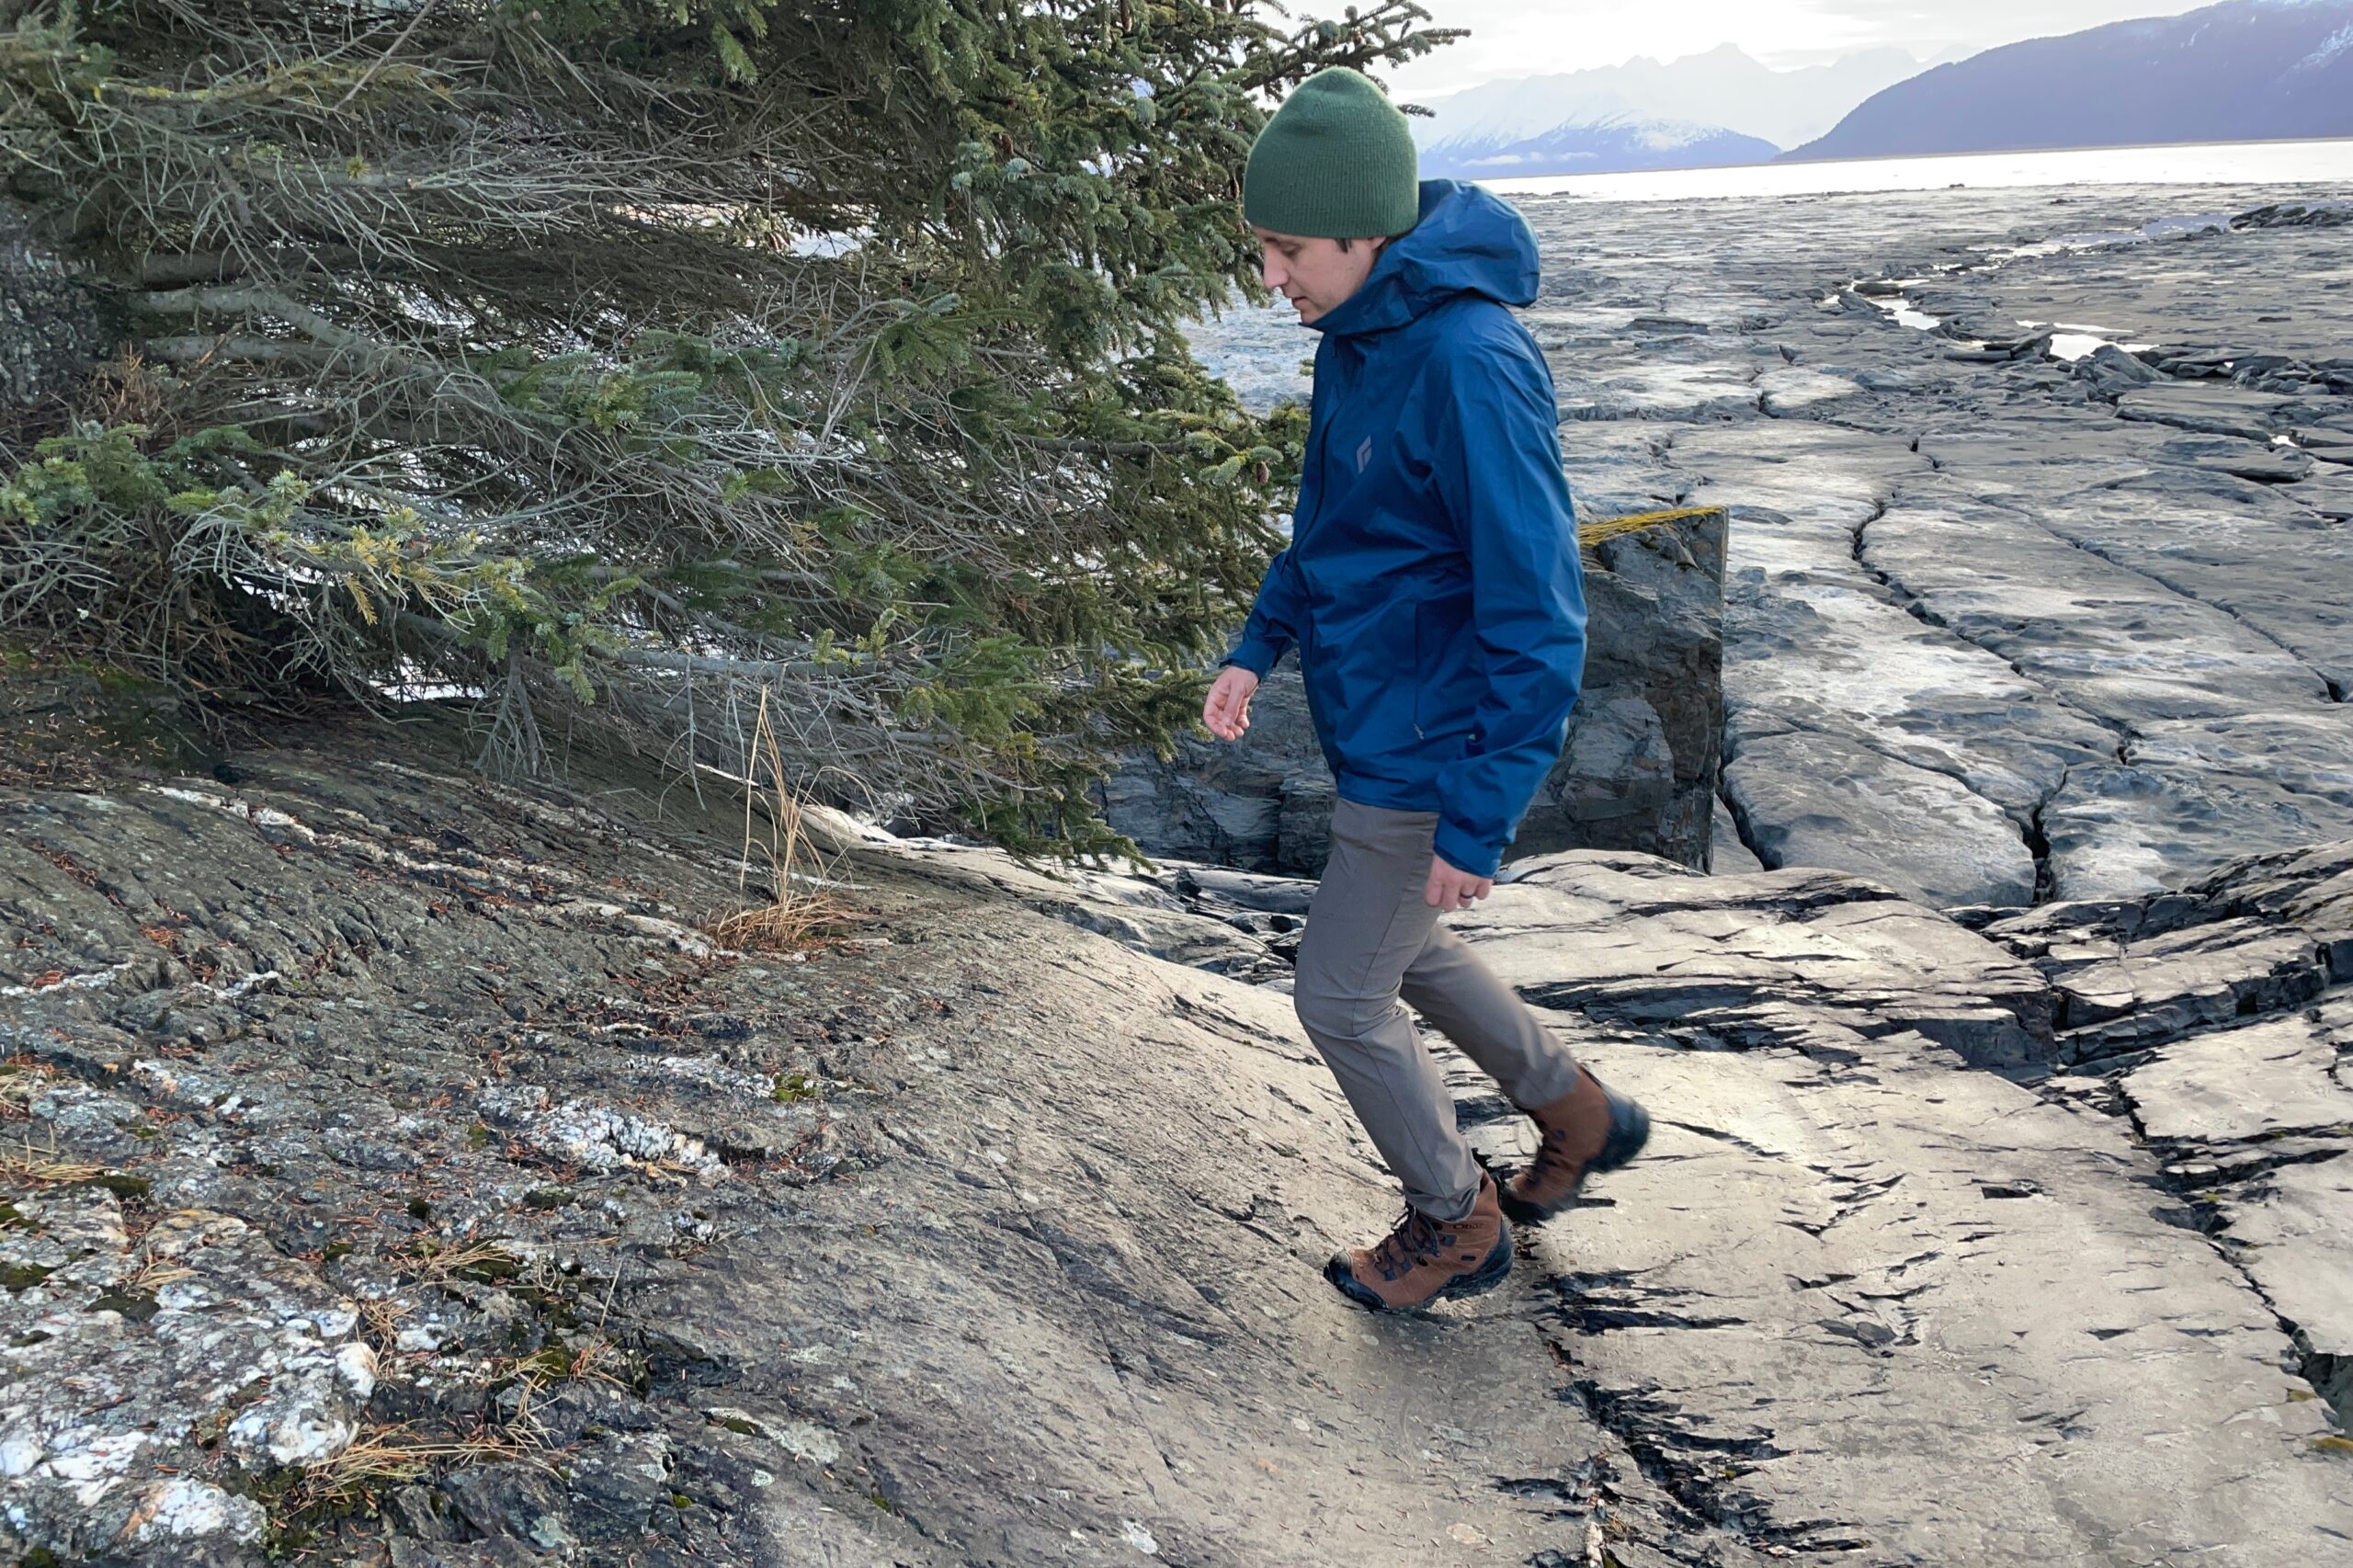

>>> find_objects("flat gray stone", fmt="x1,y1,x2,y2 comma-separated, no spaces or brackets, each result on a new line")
2215,1156,2353,1415
2115,383,2295,440
2119,996,2353,1144
1460,851,2053,1065
1724,729,2036,908
2040,711,2353,899
2281,468,2353,520
1480,1028,2349,1568
1864,500,2334,725
2144,431,2313,482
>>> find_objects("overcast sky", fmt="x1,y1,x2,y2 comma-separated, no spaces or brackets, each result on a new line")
1385,1,2212,98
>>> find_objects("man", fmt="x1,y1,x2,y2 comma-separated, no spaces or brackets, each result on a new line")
1200,67,1650,1312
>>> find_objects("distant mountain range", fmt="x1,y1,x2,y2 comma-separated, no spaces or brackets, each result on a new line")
1412,44,1924,179
1420,117,1779,179
1412,1,2353,180
1790,0,2353,160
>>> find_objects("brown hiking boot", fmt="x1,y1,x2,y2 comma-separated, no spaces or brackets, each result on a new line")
1500,1067,1650,1222
1324,1173,1512,1312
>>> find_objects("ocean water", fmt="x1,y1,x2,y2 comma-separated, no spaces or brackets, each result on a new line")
1476,137,2353,204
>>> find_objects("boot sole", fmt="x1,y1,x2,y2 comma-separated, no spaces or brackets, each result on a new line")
1498,1096,1651,1224
1324,1227,1515,1313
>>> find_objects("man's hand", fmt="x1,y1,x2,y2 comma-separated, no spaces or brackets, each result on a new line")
1202,666,1259,741
1426,856,1495,910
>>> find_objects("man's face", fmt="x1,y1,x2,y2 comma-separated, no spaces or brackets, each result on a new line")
1254,227,1385,324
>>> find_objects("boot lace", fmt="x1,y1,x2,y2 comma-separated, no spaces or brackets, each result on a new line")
1370,1208,1449,1282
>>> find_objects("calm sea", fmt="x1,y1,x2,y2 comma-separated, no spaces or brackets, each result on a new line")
1477,138,2353,203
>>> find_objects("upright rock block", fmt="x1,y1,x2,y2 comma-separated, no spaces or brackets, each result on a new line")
1517,507,1727,867
1101,506,1727,875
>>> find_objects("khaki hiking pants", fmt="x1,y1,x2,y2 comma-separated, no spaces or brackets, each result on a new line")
1293,798,1585,1223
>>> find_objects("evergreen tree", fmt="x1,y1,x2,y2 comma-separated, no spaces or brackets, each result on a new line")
0,0,1457,852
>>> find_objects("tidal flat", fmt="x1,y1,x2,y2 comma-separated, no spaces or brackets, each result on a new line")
1192,180,2353,909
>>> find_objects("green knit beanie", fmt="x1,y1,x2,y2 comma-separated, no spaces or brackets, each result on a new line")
1243,67,1419,239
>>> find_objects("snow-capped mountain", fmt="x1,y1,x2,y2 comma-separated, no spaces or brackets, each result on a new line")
1790,0,2353,160
1423,118,1779,179
1413,45,1923,179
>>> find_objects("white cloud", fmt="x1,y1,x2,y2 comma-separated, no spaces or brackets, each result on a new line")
1383,0,2216,99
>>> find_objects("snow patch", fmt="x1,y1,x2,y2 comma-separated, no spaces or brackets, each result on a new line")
2298,24,2353,68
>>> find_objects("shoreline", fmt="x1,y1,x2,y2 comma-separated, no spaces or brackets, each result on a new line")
1474,138,2353,202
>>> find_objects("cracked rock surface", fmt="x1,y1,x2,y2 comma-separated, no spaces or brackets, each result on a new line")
1186,180,2353,907
1427,843,2353,1567
5,703,2349,1564
1556,187,2353,907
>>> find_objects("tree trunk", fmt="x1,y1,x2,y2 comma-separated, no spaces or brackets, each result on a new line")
0,195,115,426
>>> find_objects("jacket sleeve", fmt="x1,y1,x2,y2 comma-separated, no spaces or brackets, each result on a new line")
1222,547,1303,678
1429,346,1587,879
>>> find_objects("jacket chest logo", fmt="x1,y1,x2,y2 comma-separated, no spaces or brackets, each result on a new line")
1354,435,1373,473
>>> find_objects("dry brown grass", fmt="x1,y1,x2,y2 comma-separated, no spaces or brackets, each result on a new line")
1576,505,1728,550
405,1237,522,1285
117,1253,196,1293
0,1129,105,1188
279,1418,553,1519
705,684,861,953
0,1059,58,1122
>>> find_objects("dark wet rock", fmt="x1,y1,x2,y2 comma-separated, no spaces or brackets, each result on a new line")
2075,342,2161,397
1102,506,1726,878
389,1539,555,1568
438,1463,575,1549
2234,200,2353,231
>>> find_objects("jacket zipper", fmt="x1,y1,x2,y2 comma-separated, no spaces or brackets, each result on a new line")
1289,341,1344,670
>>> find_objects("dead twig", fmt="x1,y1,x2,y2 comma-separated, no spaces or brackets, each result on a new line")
705,683,861,952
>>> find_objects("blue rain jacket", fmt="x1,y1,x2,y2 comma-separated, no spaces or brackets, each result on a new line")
1223,179,1587,878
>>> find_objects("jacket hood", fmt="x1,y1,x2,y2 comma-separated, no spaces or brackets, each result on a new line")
1310,179,1541,338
